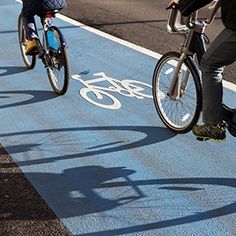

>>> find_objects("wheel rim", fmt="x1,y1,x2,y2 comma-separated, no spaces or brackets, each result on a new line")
47,49,67,92
19,17,36,68
154,56,198,130
46,29,68,94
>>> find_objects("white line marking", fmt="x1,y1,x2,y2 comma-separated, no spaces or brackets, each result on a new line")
71,72,152,109
15,0,236,92
57,14,162,60
223,80,236,92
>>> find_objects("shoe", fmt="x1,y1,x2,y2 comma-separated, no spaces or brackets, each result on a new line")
192,123,226,141
25,38,39,55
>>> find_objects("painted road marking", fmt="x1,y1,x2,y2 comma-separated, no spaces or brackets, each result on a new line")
1,1,236,236
71,72,152,109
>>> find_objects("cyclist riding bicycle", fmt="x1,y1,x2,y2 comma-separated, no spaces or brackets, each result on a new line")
21,0,65,55
168,0,236,141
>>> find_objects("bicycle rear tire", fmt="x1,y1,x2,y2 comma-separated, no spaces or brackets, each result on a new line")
18,14,36,69
152,51,202,133
44,26,70,95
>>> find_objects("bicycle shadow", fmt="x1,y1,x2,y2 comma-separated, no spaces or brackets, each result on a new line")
82,176,236,236
1,164,235,236
0,66,28,77
0,90,57,109
0,165,138,220
0,125,176,168
0,66,57,107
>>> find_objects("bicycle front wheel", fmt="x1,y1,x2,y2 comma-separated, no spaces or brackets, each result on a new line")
44,26,70,95
152,51,202,133
18,14,36,69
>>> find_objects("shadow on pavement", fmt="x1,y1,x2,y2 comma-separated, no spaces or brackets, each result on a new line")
0,126,176,167
0,147,71,236
0,66,28,77
1,161,235,235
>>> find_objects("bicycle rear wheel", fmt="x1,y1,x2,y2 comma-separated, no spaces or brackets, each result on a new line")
18,14,36,69
44,26,70,95
152,51,202,133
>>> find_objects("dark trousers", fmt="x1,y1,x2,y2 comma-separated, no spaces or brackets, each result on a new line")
21,0,38,39
200,28,236,124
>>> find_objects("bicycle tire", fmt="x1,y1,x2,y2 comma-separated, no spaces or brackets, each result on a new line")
44,26,70,95
18,14,36,69
152,51,202,133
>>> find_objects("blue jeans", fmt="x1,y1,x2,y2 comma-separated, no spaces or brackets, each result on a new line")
200,27,236,124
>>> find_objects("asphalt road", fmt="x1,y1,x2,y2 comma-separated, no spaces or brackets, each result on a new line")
62,0,236,83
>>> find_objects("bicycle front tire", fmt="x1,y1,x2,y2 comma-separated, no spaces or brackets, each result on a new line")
152,51,202,133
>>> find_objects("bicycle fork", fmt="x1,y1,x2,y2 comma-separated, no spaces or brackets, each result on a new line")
167,52,189,99
167,29,196,100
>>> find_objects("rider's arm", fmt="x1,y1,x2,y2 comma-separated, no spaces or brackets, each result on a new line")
178,0,214,16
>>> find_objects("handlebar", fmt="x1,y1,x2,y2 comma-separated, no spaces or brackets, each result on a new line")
166,2,178,10
166,0,220,34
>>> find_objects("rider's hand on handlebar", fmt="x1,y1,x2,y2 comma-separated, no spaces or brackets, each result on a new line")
166,0,179,10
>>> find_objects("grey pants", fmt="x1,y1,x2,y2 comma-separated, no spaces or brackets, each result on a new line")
200,27,236,124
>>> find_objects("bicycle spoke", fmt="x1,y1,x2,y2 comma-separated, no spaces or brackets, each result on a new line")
152,52,201,132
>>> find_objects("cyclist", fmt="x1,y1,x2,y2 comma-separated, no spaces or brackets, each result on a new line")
169,0,236,141
21,0,65,55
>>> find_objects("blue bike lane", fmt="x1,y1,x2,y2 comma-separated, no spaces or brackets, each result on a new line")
1,1,236,235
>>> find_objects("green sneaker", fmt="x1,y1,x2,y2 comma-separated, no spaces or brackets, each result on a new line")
192,123,226,141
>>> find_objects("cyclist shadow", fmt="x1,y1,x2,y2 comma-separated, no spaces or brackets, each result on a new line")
44,166,141,216
1,164,236,234
0,165,140,219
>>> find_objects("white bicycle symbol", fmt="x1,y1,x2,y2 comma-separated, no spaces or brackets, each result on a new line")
72,72,153,109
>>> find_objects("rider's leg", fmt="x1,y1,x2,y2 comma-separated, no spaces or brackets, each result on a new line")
192,27,236,140
21,0,39,55
22,15,38,40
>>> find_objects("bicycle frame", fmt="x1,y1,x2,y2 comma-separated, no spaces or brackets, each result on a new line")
18,8,70,95
166,1,220,99
42,12,67,47
152,0,236,135
38,11,67,66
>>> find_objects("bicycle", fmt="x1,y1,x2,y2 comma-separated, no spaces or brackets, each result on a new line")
18,10,70,95
152,0,236,137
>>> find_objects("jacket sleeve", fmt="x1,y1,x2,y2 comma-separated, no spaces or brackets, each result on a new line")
178,0,214,16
